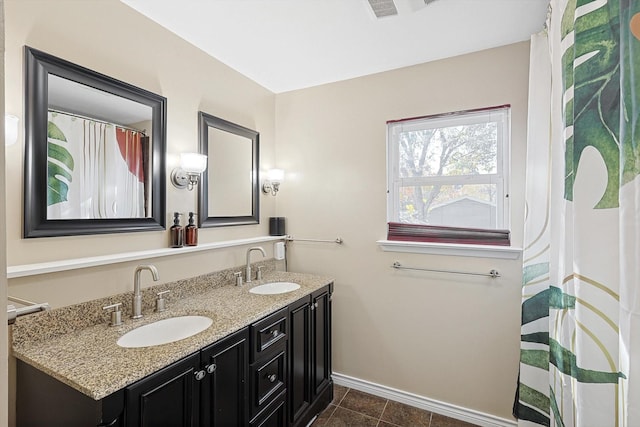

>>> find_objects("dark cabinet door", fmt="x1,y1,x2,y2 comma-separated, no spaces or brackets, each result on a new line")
289,296,311,424
125,352,200,427
289,285,333,427
311,288,331,397
200,328,249,427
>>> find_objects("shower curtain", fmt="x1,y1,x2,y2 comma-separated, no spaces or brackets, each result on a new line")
516,0,640,426
47,111,147,219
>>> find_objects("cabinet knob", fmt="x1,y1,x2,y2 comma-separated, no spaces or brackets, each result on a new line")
267,374,277,383
272,330,279,338
194,370,206,381
206,363,217,374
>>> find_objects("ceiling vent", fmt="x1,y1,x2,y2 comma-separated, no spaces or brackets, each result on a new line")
367,0,398,18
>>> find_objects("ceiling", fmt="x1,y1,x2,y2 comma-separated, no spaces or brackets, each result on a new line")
120,0,550,94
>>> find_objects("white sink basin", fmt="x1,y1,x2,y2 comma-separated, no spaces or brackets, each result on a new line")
117,315,213,348
249,282,301,295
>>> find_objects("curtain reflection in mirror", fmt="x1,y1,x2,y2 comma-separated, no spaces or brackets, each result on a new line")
46,110,149,219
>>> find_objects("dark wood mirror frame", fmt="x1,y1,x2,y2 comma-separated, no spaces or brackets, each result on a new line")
23,46,167,238
198,112,259,227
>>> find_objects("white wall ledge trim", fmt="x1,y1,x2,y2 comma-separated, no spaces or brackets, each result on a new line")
7,236,285,279
332,372,517,427
376,240,522,260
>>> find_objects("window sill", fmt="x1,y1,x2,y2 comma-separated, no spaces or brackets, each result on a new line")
376,239,522,260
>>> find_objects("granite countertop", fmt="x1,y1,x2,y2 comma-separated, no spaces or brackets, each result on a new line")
11,268,333,400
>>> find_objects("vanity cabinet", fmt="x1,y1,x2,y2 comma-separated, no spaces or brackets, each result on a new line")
16,283,333,427
289,285,333,427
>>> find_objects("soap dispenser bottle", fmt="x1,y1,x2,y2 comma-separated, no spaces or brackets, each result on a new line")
185,212,198,246
170,212,184,248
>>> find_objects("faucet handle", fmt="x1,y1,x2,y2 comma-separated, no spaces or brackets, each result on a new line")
234,272,243,286
102,303,123,327
155,290,170,312
256,266,264,281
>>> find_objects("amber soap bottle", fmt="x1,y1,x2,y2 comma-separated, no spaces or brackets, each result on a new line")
170,212,184,248
185,212,198,246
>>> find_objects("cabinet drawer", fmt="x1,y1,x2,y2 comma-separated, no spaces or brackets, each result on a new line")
250,349,287,417
250,307,287,361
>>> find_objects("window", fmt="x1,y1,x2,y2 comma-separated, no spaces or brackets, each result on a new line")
386,105,510,244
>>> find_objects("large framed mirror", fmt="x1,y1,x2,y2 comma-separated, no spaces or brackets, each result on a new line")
24,46,167,238
198,112,259,227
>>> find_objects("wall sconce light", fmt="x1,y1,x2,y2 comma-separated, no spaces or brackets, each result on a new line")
171,153,208,191
5,114,19,146
262,168,284,196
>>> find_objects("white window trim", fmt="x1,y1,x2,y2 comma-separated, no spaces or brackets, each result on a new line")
386,105,512,236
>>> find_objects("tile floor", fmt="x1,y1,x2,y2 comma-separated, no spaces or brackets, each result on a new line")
312,385,480,427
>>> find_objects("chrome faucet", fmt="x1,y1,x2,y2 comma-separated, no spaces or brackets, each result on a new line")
245,247,266,283
132,265,159,319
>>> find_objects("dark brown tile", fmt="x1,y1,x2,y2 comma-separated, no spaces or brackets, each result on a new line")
381,400,431,427
332,384,349,405
324,407,379,427
339,389,387,419
430,413,480,427
312,404,338,426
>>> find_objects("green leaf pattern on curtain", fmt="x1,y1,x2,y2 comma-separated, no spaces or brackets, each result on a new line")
47,120,74,206
564,0,621,208
620,0,640,182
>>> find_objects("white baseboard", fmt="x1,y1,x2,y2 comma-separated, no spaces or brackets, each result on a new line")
331,372,517,427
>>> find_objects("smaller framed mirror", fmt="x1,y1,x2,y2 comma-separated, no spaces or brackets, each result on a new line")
198,112,259,227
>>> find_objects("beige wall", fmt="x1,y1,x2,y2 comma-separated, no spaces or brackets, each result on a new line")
275,42,529,419
4,0,277,307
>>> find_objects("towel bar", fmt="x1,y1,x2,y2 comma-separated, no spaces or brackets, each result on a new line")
391,261,500,278
7,296,50,325
286,236,343,244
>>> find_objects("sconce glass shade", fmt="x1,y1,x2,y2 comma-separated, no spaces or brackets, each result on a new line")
180,153,208,174
267,168,284,183
5,114,19,146
171,153,208,190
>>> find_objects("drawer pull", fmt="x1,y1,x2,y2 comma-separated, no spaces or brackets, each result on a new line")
271,330,279,338
267,374,277,383
206,363,217,374
194,370,206,381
